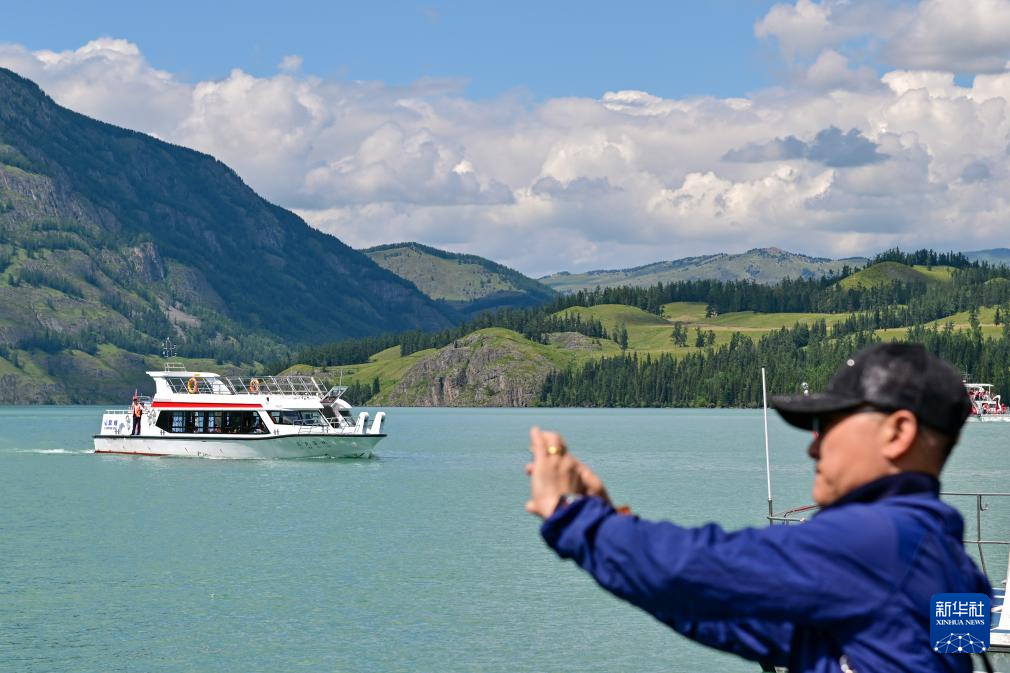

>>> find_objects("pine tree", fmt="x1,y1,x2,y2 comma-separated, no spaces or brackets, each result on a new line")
671,322,688,347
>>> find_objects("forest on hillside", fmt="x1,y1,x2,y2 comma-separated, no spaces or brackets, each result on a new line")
290,249,1010,407
540,319,1010,407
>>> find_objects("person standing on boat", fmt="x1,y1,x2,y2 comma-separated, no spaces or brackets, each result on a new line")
131,394,143,436
526,343,990,673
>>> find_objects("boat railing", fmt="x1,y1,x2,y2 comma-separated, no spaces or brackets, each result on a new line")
769,492,1010,585
222,376,325,397
161,375,326,397
327,417,353,430
287,418,359,434
163,376,232,395
941,492,1010,583
322,385,348,401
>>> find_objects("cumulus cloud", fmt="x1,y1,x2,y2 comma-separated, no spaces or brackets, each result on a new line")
0,38,190,135
4,27,1010,275
759,0,1010,74
724,127,887,167
304,123,515,206
531,176,620,200
800,49,882,91
755,0,837,59
885,0,1010,73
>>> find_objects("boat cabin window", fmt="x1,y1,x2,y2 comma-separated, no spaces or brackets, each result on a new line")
155,410,268,434
268,410,325,426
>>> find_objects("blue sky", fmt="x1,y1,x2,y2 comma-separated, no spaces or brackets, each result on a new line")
3,1,1010,274
2,0,779,99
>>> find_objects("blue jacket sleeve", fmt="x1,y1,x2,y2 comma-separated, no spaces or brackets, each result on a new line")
665,616,793,666
541,497,901,629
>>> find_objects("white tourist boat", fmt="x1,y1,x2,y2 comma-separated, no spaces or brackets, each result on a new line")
966,383,1010,423
93,362,386,459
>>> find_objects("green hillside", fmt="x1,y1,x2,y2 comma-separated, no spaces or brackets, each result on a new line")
837,262,953,289
302,302,878,402
288,327,622,407
363,242,555,315
0,68,455,402
284,248,1010,407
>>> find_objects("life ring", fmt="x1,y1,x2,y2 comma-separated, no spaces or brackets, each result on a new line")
248,378,261,394
186,376,199,394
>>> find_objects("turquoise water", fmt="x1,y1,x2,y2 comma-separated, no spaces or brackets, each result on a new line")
3,407,1010,673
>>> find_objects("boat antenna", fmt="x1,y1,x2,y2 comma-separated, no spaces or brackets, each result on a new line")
162,337,181,371
162,338,176,359
762,367,773,519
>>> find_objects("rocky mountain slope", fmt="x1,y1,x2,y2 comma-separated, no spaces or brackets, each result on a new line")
540,247,867,292
363,242,555,316
378,329,556,406
0,68,454,402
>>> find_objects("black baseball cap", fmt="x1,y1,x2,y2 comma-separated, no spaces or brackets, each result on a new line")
771,343,972,438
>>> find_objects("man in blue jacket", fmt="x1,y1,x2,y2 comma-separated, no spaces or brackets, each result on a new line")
526,343,991,672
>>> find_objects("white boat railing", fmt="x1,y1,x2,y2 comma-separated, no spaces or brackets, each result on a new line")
326,417,354,430
160,375,327,397
223,376,325,397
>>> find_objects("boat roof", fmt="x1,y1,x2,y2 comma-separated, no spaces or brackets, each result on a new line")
148,369,338,398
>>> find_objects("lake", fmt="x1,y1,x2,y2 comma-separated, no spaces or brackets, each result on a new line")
3,407,1009,673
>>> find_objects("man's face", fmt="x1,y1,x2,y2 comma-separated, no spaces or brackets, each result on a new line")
808,410,892,506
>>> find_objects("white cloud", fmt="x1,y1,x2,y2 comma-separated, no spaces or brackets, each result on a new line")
801,50,882,92
885,0,1010,73
4,30,1010,275
758,0,1010,74
755,0,837,59
278,54,303,73
303,122,515,206
0,38,190,135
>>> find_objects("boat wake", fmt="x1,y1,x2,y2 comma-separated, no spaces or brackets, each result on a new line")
16,448,91,455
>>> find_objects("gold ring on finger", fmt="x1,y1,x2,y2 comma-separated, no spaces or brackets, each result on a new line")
547,445,565,456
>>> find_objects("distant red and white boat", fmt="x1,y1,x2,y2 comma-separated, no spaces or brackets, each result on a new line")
965,382,1010,423
93,360,385,459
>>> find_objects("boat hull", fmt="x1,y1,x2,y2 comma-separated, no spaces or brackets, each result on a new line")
967,416,1010,423
93,433,385,459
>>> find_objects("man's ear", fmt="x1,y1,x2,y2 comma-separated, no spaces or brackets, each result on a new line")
880,410,918,461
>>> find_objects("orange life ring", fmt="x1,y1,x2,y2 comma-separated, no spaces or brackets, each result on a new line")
248,378,261,394
186,376,199,394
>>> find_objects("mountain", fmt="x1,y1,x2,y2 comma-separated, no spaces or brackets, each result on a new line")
539,247,868,293
965,249,1010,266
0,68,453,402
363,242,555,316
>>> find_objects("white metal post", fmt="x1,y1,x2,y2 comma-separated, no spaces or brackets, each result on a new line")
762,367,773,519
